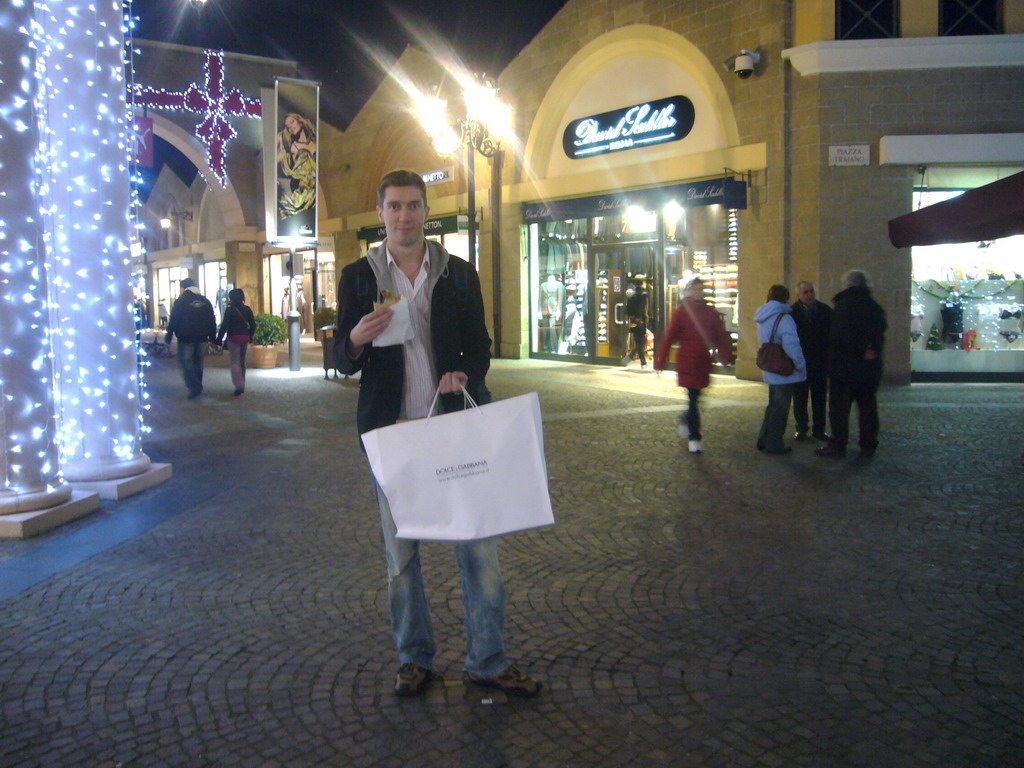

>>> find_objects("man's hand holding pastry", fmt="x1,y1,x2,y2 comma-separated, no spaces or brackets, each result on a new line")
348,291,398,355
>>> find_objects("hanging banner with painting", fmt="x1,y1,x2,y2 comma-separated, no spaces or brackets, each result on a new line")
266,78,319,244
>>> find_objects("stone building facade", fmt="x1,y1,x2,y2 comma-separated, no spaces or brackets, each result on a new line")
318,0,1024,383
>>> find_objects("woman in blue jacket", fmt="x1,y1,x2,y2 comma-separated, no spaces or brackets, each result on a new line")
754,285,806,454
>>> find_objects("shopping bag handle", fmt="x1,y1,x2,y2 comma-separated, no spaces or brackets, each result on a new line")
425,382,478,422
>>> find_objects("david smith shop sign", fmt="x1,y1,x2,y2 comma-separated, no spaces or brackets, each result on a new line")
563,95,695,159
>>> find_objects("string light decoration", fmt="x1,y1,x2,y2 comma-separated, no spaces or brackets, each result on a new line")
34,0,150,482
123,2,154,434
132,49,261,187
0,0,71,513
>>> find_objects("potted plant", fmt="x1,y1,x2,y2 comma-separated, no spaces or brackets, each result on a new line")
250,313,287,368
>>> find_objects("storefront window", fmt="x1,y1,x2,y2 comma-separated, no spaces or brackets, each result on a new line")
664,204,740,358
199,260,228,324
526,198,740,363
317,251,336,310
155,265,188,329
910,189,1024,375
529,219,588,356
524,179,744,366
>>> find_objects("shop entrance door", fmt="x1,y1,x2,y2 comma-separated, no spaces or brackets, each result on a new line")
591,246,627,361
590,244,657,363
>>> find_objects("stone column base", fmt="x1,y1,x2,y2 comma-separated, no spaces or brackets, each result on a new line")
0,491,100,539
70,462,172,501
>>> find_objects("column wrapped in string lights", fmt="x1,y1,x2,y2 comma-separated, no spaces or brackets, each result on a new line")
35,0,150,482
0,1,71,514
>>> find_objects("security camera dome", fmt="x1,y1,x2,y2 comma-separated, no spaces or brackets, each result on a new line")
734,52,755,78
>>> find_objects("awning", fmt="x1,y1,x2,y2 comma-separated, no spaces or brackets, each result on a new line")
888,170,1024,248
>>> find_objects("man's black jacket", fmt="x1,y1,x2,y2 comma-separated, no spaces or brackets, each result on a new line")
790,299,832,377
334,240,491,436
829,285,887,385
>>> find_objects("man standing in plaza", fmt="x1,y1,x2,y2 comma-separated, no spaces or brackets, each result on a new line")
165,277,217,399
790,280,832,441
334,169,541,698
815,270,887,459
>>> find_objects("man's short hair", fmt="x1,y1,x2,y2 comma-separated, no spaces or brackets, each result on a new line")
685,277,705,291
377,169,427,207
767,284,790,303
843,269,872,289
180,277,196,290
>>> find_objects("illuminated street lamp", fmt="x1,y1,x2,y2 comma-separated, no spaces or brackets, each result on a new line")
416,75,512,354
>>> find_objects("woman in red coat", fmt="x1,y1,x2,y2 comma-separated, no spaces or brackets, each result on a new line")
654,278,734,453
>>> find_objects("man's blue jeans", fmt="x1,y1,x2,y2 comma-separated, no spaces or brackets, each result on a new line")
176,341,207,395
372,477,508,678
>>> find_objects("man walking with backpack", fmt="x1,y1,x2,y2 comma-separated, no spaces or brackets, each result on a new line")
165,277,218,399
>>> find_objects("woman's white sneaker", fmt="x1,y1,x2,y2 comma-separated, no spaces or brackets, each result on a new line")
677,415,689,439
688,440,703,454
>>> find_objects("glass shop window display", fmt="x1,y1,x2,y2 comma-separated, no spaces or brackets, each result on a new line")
529,219,589,357
663,202,740,363
910,189,1024,374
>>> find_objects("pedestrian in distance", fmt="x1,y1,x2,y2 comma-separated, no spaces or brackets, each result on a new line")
816,269,887,459
216,288,256,396
790,280,832,441
165,277,217,399
334,169,541,698
624,278,651,368
653,277,733,454
754,284,806,455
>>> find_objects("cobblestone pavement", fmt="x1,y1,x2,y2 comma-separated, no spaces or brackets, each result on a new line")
1,346,1022,768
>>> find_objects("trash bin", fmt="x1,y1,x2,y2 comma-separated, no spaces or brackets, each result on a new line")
320,325,338,380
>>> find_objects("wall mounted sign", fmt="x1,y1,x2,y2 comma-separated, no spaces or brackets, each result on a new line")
521,178,747,224
562,96,695,159
422,168,452,185
829,145,871,166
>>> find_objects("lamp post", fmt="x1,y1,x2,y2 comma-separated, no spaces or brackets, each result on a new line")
417,76,511,356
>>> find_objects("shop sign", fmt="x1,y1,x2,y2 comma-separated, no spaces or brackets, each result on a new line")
562,96,695,159
829,145,870,166
522,177,747,223
422,168,452,185
357,214,465,242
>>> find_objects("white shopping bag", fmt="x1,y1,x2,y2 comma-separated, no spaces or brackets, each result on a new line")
361,388,554,541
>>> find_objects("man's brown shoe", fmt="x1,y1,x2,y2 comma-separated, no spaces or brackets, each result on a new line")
395,663,433,696
465,665,542,697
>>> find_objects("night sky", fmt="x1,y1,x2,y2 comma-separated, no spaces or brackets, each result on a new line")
132,0,570,130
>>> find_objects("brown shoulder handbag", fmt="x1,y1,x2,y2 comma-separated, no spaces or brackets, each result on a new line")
756,314,794,375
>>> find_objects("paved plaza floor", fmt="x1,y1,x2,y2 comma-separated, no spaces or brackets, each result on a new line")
1,345,1022,767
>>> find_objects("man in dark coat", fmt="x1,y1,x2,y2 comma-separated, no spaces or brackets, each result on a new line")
816,270,887,459
334,169,540,699
164,277,217,399
790,281,832,441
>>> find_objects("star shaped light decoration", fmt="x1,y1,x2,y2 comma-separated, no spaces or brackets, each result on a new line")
132,50,261,186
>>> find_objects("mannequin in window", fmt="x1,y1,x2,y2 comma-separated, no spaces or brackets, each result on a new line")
540,273,564,352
